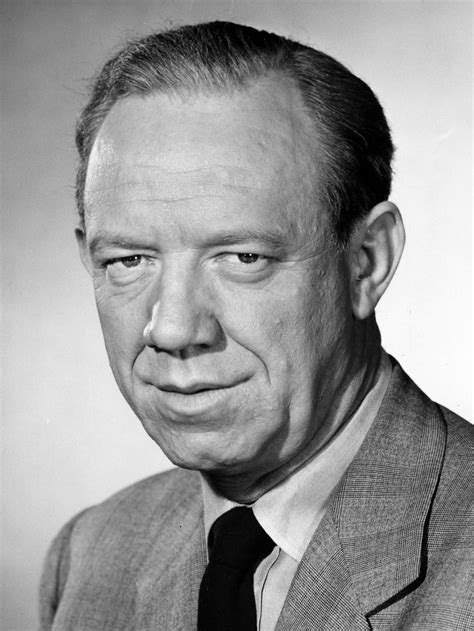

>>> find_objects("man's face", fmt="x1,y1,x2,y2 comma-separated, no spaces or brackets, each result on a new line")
82,78,355,489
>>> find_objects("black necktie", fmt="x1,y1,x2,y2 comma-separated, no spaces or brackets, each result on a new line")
198,506,275,631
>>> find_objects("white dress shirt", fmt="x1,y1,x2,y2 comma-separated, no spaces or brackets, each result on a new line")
201,351,392,630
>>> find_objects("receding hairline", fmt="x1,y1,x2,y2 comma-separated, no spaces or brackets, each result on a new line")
83,71,327,226
88,68,322,152
75,21,394,245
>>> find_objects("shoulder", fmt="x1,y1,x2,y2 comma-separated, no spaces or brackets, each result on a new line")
44,466,202,558
390,361,473,548
378,359,473,537
91,465,200,512
438,403,474,451
387,358,472,442
64,466,201,545
40,468,203,628
39,467,202,627
391,358,473,485
431,404,473,527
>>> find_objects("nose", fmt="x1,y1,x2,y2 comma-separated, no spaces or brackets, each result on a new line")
143,260,222,354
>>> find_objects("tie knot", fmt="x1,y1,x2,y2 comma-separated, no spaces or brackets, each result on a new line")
208,507,274,570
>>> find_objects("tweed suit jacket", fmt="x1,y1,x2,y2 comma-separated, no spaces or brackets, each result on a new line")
40,362,473,630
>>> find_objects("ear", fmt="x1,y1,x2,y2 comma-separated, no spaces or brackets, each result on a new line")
75,225,93,275
348,201,405,320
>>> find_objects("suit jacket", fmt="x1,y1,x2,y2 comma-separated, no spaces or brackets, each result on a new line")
39,363,473,630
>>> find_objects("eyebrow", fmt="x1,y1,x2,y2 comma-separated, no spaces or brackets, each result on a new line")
87,228,289,255
88,233,154,255
200,229,288,249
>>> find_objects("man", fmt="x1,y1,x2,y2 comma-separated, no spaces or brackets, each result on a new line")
40,21,473,630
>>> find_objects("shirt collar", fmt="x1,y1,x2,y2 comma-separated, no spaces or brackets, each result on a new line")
201,350,393,561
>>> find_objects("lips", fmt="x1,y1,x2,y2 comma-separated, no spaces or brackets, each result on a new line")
147,378,248,419
158,382,231,395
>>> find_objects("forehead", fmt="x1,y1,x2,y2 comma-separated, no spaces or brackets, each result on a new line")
84,77,326,240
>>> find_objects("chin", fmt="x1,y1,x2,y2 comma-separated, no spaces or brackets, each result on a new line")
159,434,259,476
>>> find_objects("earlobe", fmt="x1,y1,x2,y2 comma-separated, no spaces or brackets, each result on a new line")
350,201,405,320
75,226,92,275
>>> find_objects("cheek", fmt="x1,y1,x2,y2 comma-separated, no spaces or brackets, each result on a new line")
94,289,149,369
305,264,351,328
267,276,350,376
214,285,319,387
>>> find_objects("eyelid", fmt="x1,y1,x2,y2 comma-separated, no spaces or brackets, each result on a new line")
101,254,158,287
98,251,155,267
105,254,141,266
218,249,272,259
216,252,274,279
218,252,267,261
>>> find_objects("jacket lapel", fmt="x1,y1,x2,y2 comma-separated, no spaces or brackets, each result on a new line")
276,510,371,630
278,362,446,628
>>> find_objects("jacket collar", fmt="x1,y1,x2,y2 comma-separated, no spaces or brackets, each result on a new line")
278,362,446,627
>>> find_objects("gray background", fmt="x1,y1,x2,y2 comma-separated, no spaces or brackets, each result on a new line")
2,1,472,629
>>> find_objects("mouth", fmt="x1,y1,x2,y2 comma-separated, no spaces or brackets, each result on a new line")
158,382,232,395
149,378,249,417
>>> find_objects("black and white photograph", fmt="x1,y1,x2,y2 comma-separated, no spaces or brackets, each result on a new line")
2,1,472,629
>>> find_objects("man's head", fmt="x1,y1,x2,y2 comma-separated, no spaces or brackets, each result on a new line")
77,22,405,501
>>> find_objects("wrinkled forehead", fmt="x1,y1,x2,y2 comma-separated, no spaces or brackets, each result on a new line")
84,77,326,235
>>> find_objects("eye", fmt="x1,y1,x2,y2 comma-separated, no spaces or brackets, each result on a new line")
237,253,261,264
105,255,144,270
104,254,154,285
114,255,142,268
217,252,273,280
